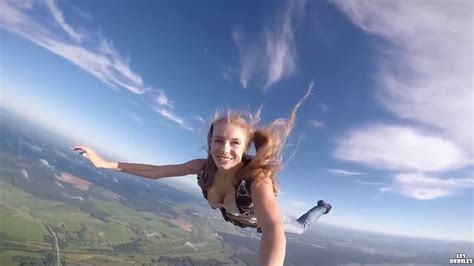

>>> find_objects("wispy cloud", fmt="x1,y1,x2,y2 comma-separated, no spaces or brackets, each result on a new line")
333,0,472,201
380,173,474,200
221,66,234,82
284,133,304,166
318,103,328,112
1,0,202,134
154,90,174,108
355,179,389,186
327,168,363,176
45,0,82,43
20,169,29,178
235,1,306,90
335,124,467,172
278,197,310,218
153,107,194,131
233,26,258,89
333,1,472,163
39,158,53,169
0,0,149,94
309,120,325,129
153,107,183,125
194,115,206,124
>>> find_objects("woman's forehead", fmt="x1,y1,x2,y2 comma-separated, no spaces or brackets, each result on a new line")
213,122,247,138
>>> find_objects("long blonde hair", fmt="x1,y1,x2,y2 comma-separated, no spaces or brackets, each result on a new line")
205,88,312,194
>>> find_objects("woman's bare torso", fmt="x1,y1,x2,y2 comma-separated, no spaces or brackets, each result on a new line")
207,174,235,206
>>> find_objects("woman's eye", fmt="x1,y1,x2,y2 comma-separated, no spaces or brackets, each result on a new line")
214,140,222,143
231,141,240,145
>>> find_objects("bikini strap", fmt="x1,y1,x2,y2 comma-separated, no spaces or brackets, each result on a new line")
196,161,210,199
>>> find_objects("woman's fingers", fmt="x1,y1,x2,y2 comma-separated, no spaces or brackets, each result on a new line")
71,146,97,160
72,145,92,154
71,145,107,168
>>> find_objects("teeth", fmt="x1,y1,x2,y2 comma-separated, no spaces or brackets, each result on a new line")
218,155,233,161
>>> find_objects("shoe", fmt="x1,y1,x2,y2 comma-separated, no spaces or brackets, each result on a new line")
317,200,332,214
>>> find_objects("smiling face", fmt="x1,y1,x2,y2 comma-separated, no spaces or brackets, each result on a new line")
210,121,248,171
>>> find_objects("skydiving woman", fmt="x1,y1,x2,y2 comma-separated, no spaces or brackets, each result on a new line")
73,88,331,266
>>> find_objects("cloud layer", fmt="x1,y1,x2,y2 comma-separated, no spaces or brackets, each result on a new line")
335,124,467,172
333,0,473,200
381,173,474,200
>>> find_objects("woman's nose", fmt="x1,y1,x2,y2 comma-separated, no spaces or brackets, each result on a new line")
222,141,231,153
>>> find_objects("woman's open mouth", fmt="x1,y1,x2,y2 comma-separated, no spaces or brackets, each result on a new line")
217,155,233,163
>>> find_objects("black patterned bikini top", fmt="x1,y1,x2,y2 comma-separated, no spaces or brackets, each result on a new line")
196,155,260,230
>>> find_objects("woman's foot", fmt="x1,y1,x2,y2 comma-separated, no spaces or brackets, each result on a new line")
296,200,332,227
317,200,332,214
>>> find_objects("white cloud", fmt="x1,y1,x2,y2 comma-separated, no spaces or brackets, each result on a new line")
0,0,149,95
381,173,474,200
335,124,468,172
45,0,83,43
39,158,52,168
355,179,389,186
20,169,29,178
153,107,194,131
333,0,473,161
309,120,325,129
278,197,311,218
153,107,183,125
332,1,473,201
233,27,257,89
154,90,174,108
263,1,304,90
235,1,305,90
194,115,206,124
326,169,363,176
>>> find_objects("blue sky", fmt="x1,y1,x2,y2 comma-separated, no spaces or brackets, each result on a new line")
1,0,472,242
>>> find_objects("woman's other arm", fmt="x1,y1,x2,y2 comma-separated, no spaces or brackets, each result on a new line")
115,159,205,179
72,145,206,179
251,178,286,266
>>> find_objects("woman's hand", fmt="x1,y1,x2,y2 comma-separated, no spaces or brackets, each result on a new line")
71,145,116,169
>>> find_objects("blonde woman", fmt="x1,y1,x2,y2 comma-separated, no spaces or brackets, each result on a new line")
73,89,331,265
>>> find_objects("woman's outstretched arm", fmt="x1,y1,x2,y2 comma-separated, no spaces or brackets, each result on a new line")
72,145,205,179
251,178,286,266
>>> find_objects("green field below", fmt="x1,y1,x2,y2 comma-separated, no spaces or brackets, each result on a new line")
0,250,45,265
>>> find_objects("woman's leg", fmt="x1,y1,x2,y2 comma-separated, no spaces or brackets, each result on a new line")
283,200,332,234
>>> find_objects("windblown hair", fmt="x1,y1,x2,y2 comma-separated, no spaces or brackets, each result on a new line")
205,88,312,194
